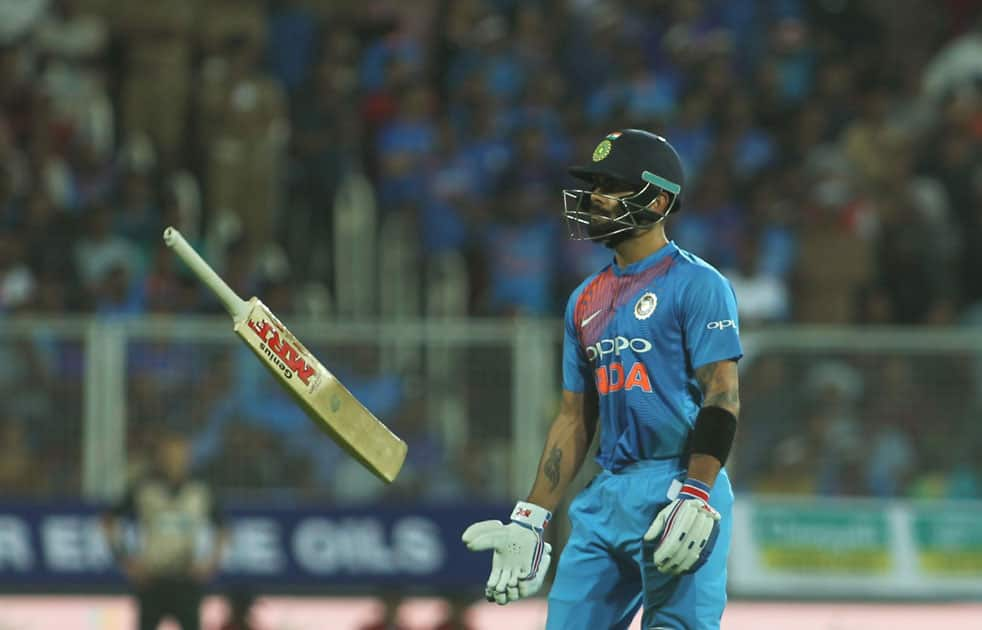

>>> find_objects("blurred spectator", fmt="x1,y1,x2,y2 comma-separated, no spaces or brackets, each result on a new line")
18,191,78,295
752,434,819,496
716,93,776,184
92,261,144,317
114,1,196,169
114,168,160,251
843,86,904,187
793,178,874,323
34,0,113,158
0,230,35,313
73,205,143,308
62,124,117,210
722,232,790,326
287,36,362,279
0,414,48,495
586,46,677,125
863,358,937,496
426,439,496,503
198,0,266,60
191,347,321,493
0,0,47,45
375,84,437,207
102,432,230,630
732,356,794,486
480,187,558,316
875,190,957,324
143,240,195,314
664,92,714,182
799,360,868,496
921,14,982,104
868,423,916,497
670,166,744,269
199,30,288,255
266,0,319,95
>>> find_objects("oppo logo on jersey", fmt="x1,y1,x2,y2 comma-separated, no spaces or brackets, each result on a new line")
585,336,653,362
586,336,654,395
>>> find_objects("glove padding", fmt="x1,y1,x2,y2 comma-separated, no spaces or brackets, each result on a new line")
643,479,721,576
462,501,552,605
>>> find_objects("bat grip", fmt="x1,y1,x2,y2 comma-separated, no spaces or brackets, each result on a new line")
163,227,249,320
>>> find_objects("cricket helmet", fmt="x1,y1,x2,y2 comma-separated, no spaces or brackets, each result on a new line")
563,129,685,243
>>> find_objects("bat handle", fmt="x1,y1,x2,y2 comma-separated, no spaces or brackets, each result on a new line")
163,227,250,320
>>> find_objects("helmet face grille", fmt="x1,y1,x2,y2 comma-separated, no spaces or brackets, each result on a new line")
562,189,640,241
561,187,677,242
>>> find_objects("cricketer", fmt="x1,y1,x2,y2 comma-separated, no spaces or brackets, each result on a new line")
463,129,742,630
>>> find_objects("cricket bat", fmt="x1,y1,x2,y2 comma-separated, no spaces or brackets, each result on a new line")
162,227,407,482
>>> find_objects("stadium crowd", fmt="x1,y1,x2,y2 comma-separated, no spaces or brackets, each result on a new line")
0,0,980,501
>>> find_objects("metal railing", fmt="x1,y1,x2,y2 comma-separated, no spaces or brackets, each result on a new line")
5,319,982,504
2,316,560,502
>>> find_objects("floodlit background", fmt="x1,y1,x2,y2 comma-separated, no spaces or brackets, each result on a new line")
0,0,980,628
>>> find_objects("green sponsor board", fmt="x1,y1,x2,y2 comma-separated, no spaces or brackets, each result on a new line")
752,504,891,573
912,507,982,574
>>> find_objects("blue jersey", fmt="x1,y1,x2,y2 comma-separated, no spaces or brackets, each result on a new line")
562,241,742,472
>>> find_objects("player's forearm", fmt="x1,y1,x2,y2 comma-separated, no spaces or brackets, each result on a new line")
525,412,596,512
689,360,740,488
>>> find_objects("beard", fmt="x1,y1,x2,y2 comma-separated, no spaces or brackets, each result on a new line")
599,228,636,248
585,213,616,239
586,211,637,247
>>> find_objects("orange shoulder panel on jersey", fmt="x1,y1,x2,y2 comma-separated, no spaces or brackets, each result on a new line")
575,268,616,349
575,255,676,349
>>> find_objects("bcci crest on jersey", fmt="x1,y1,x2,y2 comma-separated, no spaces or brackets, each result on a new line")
634,292,657,320
587,336,654,395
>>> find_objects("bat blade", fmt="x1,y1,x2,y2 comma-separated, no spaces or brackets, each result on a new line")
234,298,407,482
163,226,407,483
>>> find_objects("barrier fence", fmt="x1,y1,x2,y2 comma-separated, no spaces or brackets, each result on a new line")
3,318,982,598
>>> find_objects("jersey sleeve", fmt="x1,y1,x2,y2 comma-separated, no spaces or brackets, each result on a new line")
680,269,744,369
562,289,593,392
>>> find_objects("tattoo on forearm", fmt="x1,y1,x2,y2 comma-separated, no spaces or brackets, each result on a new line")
694,362,720,390
703,388,740,409
695,361,740,415
544,446,562,491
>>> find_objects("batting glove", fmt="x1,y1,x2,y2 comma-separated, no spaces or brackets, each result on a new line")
643,479,720,576
462,501,552,605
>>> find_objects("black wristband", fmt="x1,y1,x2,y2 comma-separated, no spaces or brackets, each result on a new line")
690,405,737,466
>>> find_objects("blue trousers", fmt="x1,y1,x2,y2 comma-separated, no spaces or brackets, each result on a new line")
546,459,733,630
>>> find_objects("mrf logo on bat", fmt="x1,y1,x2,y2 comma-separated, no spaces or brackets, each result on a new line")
247,317,318,388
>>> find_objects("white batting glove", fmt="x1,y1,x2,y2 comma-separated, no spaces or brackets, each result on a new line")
643,479,721,576
462,501,552,605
